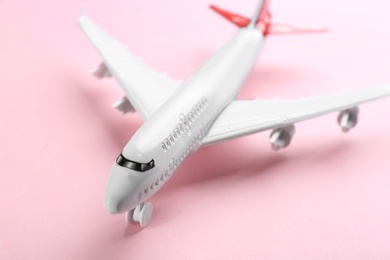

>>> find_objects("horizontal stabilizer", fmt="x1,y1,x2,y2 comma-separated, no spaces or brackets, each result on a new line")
210,5,250,28
268,23,328,35
210,1,327,36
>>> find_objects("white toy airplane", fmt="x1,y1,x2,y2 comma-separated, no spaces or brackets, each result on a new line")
78,0,390,227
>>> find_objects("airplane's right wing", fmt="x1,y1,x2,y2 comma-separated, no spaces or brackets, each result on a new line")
78,14,182,121
203,86,390,145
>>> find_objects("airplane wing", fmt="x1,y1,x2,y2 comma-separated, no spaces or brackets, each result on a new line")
203,86,390,145
78,14,182,120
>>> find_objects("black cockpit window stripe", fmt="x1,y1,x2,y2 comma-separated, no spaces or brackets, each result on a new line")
116,154,155,172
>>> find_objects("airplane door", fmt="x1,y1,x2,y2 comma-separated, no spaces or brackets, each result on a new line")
168,158,174,175
179,114,191,135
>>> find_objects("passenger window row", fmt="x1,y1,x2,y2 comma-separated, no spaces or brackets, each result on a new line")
161,97,209,152
143,117,216,197
143,158,174,197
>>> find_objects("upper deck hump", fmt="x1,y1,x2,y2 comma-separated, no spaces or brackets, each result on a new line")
122,28,263,161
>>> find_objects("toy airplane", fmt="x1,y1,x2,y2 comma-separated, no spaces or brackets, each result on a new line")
78,0,390,227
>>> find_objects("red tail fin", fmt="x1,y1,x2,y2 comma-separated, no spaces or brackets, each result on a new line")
209,5,250,28
210,0,327,36
210,0,272,34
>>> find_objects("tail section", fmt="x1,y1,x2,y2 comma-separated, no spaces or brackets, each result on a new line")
209,5,250,28
265,23,328,35
210,0,327,36
248,0,265,28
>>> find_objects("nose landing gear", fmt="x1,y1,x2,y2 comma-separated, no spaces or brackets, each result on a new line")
125,202,154,227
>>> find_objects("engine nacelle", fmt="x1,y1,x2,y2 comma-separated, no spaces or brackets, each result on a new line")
92,62,112,79
269,125,296,151
112,96,135,114
338,107,359,132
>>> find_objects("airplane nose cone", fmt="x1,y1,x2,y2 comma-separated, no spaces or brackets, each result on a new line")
103,163,141,214
104,197,121,214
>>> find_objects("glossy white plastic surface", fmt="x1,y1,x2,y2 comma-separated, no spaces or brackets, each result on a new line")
202,87,390,145
78,15,181,120
78,0,390,226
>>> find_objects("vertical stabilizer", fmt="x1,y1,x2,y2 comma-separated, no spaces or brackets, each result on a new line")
249,0,265,28
210,0,327,36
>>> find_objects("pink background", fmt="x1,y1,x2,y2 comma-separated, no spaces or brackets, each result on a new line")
1,0,390,259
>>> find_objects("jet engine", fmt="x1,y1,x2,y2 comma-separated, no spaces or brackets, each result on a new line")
92,62,112,79
269,125,296,151
112,96,135,114
337,107,359,132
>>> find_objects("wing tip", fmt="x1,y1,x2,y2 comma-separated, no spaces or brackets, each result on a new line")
77,6,88,26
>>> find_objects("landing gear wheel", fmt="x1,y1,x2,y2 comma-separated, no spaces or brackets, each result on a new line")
125,202,154,227
125,210,134,224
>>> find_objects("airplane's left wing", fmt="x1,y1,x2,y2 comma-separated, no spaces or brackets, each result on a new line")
203,86,390,145
78,15,182,120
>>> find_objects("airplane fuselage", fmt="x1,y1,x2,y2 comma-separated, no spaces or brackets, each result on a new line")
104,27,264,214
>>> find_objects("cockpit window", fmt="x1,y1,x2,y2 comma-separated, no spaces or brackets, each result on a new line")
116,154,155,172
